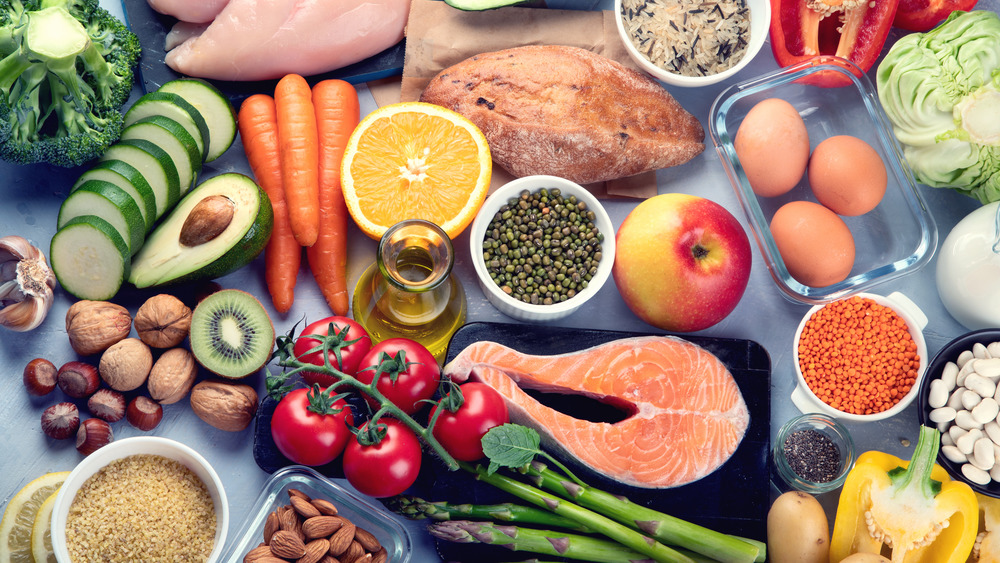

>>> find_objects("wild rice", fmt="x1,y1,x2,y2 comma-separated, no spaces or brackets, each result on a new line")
622,0,751,77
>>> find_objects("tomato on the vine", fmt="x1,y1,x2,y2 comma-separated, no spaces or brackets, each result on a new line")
430,382,509,461
294,316,372,387
343,418,422,498
355,338,439,415
271,386,354,467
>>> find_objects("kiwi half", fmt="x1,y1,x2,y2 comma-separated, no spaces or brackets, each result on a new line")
190,289,275,379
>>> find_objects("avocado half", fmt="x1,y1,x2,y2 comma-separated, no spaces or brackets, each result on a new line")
129,173,273,288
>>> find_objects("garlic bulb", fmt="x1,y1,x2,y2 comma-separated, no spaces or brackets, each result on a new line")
0,235,56,331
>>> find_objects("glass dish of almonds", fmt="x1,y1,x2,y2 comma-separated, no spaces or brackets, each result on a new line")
221,465,412,563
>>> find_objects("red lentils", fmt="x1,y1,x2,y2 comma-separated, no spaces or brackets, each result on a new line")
797,296,920,415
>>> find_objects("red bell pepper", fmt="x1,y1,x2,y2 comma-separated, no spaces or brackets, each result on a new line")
893,0,976,31
769,0,901,86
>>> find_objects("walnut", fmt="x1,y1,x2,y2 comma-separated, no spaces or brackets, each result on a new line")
190,380,258,432
99,338,153,391
65,300,132,356
134,294,192,348
147,348,199,404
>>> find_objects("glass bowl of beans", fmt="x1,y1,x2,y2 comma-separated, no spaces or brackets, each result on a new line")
50,436,229,563
917,328,1000,498
469,175,615,323
773,413,856,494
790,291,929,422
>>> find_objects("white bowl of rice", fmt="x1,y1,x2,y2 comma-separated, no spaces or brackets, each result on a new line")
51,436,228,563
615,0,770,87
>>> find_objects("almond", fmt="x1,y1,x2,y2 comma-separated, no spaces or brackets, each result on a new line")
288,488,312,502
270,530,307,559
243,543,273,563
338,540,362,563
371,547,388,563
263,511,280,544
279,505,304,539
303,515,342,539
327,521,356,557
291,495,322,519
250,558,289,563
319,556,341,563
352,527,381,553
297,538,330,563
311,498,338,516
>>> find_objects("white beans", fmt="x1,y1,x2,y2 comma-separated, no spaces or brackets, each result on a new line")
930,340,1000,486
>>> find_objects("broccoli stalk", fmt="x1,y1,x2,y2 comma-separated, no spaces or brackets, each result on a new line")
0,0,140,166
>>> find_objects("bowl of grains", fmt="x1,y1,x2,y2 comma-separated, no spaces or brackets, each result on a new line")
791,291,929,422
773,413,856,493
615,0,770,86
917,329,1000,497
50,436,228,563
469,175,615,323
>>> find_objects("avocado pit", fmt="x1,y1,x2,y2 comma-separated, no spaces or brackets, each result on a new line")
180,195,236,247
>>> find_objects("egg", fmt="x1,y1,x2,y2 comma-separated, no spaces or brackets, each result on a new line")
809,135,887,216
734,98,809,198
770,201,855,287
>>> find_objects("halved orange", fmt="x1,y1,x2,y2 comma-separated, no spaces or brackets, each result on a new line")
341,102,492,240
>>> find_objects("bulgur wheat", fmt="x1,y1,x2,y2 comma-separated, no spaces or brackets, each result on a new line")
65,454,216,563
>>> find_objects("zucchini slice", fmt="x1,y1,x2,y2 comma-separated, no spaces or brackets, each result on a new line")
159,79,237,162
100,139,181,220
72,160,158,233
121,115,202,196
58,180,146,256
50,215,130,301
125,91,211,162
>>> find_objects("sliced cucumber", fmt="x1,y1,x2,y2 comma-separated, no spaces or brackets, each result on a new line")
72,160,158,233
58,180,146,256
120,115,202,196
100,139,181,220
125,91,210,162
159,79,237,162
50,215,131,301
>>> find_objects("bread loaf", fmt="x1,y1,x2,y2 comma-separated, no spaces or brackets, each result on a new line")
419,45,704,185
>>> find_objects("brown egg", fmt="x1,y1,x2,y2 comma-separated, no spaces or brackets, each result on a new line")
734,98,810,198
770,201,855,287
809,135,887,216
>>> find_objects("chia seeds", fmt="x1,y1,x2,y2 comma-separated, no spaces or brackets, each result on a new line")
782,428,841,483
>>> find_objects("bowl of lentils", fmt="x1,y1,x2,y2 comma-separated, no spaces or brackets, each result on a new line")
469,175,615,322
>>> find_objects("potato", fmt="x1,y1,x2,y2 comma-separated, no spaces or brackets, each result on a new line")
839,554,891,563
767,491,830,563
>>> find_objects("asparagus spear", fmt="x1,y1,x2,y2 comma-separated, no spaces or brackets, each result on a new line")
524,461,763,563
388,495,592,532
428,520,655,563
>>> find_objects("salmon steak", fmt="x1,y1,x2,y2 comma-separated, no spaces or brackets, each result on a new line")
443,336,750,488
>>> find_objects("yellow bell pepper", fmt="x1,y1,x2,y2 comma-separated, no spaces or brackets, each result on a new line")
830,425,979,563
972,493,1000,563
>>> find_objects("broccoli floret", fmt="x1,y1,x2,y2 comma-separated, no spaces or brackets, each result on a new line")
0,0,140,167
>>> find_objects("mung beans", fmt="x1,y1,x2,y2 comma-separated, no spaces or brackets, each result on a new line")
482,188,603,305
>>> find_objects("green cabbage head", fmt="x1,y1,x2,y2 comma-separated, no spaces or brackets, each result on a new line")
877,10,1000,204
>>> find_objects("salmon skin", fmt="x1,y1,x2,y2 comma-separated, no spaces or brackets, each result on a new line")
443,335,750,489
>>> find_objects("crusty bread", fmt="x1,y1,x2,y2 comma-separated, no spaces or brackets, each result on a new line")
419,44,705,185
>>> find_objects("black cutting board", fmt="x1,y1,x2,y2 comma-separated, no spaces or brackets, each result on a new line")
120,0,406,103
253,322,772,558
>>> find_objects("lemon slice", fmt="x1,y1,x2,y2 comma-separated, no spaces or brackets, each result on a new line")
0,471,70,563
30,492,58,563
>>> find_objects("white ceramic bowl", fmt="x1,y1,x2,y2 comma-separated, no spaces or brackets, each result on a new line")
790,291,929,422
614,0,770,87
469,175,615,322
51,436,229,563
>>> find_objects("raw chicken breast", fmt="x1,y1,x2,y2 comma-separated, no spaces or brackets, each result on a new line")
148,0,231,24
164,0,409,82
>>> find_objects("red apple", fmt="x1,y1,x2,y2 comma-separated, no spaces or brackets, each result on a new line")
613,193,751,332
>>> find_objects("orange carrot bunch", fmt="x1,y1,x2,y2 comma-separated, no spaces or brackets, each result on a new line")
238,75,360,314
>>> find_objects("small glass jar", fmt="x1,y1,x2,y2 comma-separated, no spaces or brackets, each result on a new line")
352,219,466,364
773,413,856,494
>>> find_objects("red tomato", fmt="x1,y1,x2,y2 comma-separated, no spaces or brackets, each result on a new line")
294,316,372,387
355,338,439,415
343,418,422,497
271,386,354,467
430,382,509,461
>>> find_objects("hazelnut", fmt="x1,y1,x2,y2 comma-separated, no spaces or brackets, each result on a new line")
99,338,152,391
190,380,258,432
41,402,79,440
65,300,132,356
76,418,113,455
57,361,100,399
23,358,57,396
147,348,198,404
134,294,192,348
87,389,126,422
126,396,163,431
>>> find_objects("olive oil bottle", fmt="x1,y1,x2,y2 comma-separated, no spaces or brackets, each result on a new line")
352,220,466,363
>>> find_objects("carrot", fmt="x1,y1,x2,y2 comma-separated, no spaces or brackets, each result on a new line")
274,74,320,247
238,94,299,313
307,79,360,316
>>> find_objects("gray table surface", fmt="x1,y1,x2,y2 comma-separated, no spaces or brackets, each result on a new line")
2,0,997,560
